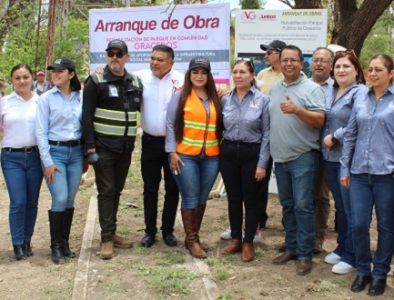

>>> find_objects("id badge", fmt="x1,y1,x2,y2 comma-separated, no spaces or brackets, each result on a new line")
109,85,119,97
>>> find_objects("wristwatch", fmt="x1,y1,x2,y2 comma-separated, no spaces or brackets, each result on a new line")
331,136,338,146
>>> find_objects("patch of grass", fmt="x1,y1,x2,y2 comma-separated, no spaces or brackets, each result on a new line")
133,246,149,255
213,269,231,281
217,294,233,300
116,225,130,235
332,278,349,288
206,256,230,267
154,251,184,266
137,265,199,295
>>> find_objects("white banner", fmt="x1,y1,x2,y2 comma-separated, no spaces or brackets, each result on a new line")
89,4,230,83
235,9,328,73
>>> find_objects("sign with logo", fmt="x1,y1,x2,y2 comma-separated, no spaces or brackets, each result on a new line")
89,4,230,83
235,9,328,73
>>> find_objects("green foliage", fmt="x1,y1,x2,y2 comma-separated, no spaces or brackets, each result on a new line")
240,0,261,9
359,5,394,68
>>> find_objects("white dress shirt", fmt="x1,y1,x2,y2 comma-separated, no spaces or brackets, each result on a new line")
0,92,39,148
135,69,184,136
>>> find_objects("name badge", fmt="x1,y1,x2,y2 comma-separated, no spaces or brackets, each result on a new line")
109,85,118,97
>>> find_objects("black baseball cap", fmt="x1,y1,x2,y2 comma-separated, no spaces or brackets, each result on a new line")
47,58,76,71
105,39,128,53
188,57,211,71
260,40,286,52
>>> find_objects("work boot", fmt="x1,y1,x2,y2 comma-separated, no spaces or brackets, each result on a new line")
241,242,255,262
100,240,114,260
114,234,133,249
48,210,65,264
223,239,242,254
181,208,206,259
63,208,76,258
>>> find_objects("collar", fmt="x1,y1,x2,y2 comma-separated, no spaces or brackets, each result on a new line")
281,72,306,87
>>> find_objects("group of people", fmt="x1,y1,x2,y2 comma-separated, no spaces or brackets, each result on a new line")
0,38,393,297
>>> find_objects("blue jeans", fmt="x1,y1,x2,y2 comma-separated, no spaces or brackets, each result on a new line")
324,161,355,266
274,151,319,260
172,153,219,209
45,145,83,212
1,149,43,245
350,173,394,279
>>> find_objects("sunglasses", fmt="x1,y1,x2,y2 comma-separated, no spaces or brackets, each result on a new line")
335,49,357,57
107,51,124,58
235,57,256,72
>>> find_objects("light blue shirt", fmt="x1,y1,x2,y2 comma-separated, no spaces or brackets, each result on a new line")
340,85,394,176
322,84,368,162
36,87,82,167
222,86,270,168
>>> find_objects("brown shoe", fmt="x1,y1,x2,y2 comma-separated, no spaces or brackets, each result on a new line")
277,242,286,252
313,240,323,255
272,252,297,265
100,241,114,260
241,242,255,262
223,239,242,254
114,234,133,249
296,259,312,275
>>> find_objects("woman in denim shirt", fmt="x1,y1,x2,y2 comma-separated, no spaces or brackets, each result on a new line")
220,59,270,262
322,51,367,274
340,54,394,296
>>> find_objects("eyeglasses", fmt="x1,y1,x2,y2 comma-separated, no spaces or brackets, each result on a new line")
280,58,301,64
235,57,256,72
312,58,331,64
335,49,357,57
107,51,124,58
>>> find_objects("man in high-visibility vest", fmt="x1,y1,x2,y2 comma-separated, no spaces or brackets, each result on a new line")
82,40,143,259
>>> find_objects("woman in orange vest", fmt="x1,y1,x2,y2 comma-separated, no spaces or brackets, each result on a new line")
220,58,270,262
166,57,223,258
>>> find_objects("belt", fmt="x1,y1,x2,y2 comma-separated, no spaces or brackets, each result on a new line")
222,140,261,146
48,140,82,147
142,132,165,140
2,146,38,153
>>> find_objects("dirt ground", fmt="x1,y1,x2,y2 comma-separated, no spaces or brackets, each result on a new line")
0,139,393,299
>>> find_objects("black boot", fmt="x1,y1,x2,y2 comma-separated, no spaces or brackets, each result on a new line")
13,244,26,260
24,241,33,257
63,208,75,258
48,210,65,264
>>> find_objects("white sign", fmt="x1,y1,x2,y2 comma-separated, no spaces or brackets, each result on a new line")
235,9,328,58
89,4,231,83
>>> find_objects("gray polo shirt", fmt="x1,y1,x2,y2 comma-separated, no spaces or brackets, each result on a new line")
269,73,325,163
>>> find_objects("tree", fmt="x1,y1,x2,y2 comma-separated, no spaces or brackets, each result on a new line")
240,0,261,9
278,0,394,56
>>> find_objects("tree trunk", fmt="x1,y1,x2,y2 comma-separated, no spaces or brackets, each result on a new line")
331,0,393,56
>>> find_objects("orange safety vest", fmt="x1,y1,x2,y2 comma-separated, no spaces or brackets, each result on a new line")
176,89,220,156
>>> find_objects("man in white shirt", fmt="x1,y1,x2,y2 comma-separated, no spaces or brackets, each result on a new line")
135,45,184,248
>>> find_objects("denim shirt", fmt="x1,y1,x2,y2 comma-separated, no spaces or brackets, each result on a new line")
340,85,394,176
222,86,270,168
36,87,83,167
322,84,368,162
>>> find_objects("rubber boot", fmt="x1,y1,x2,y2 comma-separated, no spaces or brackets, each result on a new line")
63,208,76,258
181,208,206,259
48,210,65,264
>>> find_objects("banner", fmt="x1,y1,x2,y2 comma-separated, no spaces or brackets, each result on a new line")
89,4,230,83
235,9,328,73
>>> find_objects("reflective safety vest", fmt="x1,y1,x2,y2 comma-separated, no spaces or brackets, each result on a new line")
91,73,141,137
176,89,220,156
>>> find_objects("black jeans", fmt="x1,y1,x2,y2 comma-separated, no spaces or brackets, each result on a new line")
259,157,273,228
219,141,269,243
94,147,132,242
141,133,179,236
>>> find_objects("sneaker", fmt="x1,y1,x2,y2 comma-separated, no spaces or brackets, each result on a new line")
332,261,355,274
220,227,232,240
324,252,341,265
253,229,261,243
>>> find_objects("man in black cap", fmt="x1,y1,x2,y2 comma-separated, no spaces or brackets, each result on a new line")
82,39,143,259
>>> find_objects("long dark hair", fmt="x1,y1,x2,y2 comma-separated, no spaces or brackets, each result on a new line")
332,51,365,87
174,70,223,143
